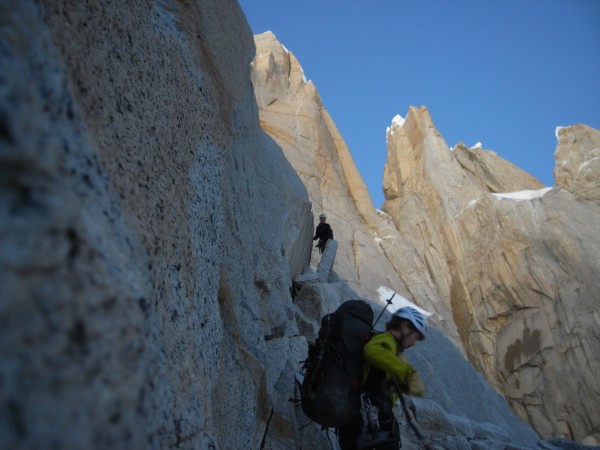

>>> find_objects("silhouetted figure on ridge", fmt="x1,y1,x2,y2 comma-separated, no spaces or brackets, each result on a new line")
313,213,333,254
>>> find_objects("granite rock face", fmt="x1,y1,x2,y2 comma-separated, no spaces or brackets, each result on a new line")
251,31,600,446
2,1,598,449
382,107,600,445
250,32,462,345
554,125,600,201
0,1,312,449
453,142,546,193
251,32,600,445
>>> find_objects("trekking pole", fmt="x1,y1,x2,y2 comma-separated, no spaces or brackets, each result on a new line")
372,292,395,328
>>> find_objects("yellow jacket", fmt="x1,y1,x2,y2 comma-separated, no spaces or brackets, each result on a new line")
362,331,425,399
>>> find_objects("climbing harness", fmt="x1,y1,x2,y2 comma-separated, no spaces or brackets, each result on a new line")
360,393,380,431
356,393,398,450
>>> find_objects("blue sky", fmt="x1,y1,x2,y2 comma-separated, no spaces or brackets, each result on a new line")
238,0,600,208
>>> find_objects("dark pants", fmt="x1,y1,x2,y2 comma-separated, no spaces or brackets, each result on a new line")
317,239,327,253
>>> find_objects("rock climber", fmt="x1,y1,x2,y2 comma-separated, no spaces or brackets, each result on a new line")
313,213,333,254
337,307,428,450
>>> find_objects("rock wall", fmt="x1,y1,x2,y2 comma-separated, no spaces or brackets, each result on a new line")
554,125,600,201
453,142,545,193
0,1,312,448
250,32,462,345
2,1,598,449
250,31,600,445
382,106,600,444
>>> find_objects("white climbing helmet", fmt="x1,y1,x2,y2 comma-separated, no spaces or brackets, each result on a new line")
319,213,326,219
393,307,428,338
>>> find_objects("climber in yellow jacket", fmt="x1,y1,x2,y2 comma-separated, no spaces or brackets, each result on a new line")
338,306,427,450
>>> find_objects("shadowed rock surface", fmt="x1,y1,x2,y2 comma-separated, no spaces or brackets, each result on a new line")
1,1,311,448
1,1,599,449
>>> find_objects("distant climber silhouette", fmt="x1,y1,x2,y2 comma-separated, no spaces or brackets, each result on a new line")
313,213,333,254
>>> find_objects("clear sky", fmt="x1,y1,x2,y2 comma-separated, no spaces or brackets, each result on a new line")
238,0,600,208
